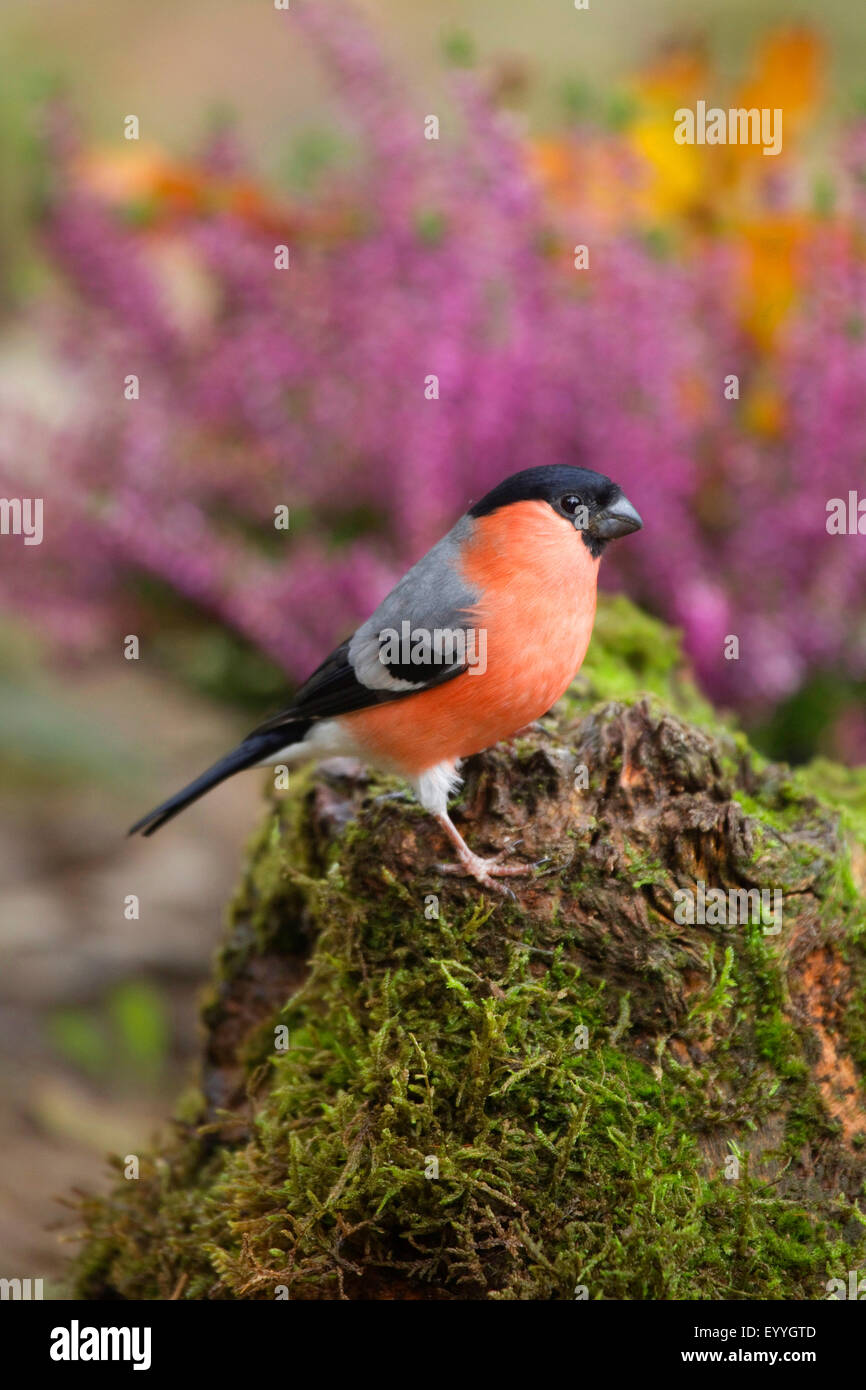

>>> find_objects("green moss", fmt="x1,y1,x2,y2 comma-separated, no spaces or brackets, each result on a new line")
795,758,866,850
74,830,866,1299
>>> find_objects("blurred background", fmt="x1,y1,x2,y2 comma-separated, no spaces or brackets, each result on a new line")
1,0,865,1291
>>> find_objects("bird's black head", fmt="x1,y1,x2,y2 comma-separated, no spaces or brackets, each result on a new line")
468,465,642,558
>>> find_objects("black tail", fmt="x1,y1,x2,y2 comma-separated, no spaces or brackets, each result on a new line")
128,730,295,837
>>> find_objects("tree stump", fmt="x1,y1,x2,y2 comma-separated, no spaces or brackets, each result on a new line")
74,597,866,1300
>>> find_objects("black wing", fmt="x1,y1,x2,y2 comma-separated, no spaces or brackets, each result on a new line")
246,518,482,740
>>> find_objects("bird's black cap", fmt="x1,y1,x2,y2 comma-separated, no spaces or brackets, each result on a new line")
468,465,642,556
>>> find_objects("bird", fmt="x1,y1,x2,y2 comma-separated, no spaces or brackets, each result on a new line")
129,465,642,891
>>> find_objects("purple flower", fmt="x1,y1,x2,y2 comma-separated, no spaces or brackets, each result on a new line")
1,2,865,754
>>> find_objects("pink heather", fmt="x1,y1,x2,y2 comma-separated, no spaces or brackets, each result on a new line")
1,2,864,741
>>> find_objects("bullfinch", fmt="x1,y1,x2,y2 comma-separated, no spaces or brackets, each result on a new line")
129,465,642,890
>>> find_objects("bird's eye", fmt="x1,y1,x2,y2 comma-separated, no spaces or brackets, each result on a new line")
560,494,584,514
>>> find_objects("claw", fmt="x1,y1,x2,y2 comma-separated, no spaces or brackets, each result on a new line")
434,862,519,896
432,813,533,895
434,843,530,894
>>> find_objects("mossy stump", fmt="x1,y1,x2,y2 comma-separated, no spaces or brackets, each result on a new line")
74,598,866,1300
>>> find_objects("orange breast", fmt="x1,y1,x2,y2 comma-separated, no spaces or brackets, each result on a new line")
340,499,600,775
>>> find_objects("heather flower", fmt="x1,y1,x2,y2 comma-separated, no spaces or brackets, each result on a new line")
1,3,864,757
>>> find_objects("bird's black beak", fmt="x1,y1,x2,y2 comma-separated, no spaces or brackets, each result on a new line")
593,493,643,540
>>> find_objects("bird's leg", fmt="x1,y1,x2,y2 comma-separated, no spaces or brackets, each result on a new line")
433,812,529,895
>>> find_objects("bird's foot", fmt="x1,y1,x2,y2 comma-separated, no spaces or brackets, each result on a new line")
435,840,530,896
